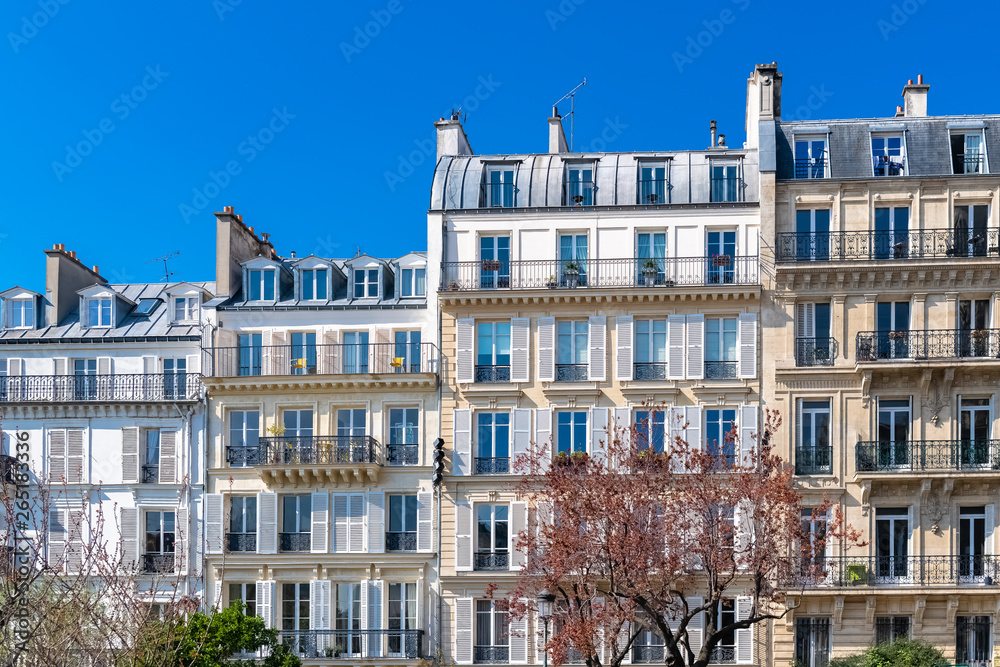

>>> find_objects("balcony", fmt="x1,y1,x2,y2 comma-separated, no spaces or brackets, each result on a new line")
793,158,828,179
474,646,509,664
632,646,665,664
555,364,588,382
856,330,1000,363
279,532,311,552
795,446,833,475
480,182,516,208
563,180,595,207
776,228,999,262
0,373,202,403
386,532,417,552
785,554,1000,588
440,256,759,292
279,629,423,659
204,343,439,378
474,551,509,571
633,362,667,381
637,179,670,205
475,457,510,475
226,446,262,467
795,337,838,367
386,443,418,466
475,365,511,383
142,465,159,484
226,532,257,552
143,553,175,574
705,360,738,380
1,454,17,485
856,440,1000,474
241,435,383,486
956,153,987,175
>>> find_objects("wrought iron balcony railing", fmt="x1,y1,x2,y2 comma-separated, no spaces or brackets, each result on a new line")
793,158,828,179
2,454,18,485
143,553,175,574
386,532,417,552
480,181,517,208
856,440,1000,473
142,465,159,484
254,435,382,466
856,329,1000,362
632,646,665,663
474,646,510,664
633,362,667,381
475,457,510,475
475,365,511,383
796,337,837,366
709,647,737,664
563,180,596,206
637,179,671,205
705,361,738,379
474,551,509,571
795,446,833,475
386,443,418,466
279,532,311,552
555,364,588,382
278,629,423,659
440,256,759,291
955,153,987,175
784,554,1000,587
776,228,999,262
205,342,439,378
710,177,743,203
226,446,262,467
226,532,257,552
0,373,202,403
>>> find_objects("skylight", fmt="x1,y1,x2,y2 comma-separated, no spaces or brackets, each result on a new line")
133,299,160,316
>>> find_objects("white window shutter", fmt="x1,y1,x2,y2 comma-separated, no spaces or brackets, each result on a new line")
367,491,384,554
312,492,330,553
512,408,532,469
54,357,68,375
455,598,474,665
50,429,66,482
457,318,475,383
538,317,555,382
159,430,177,484
359,579,370,654
734,501,753,566
618,614,632,665
455,501,473,572
736,596,753,664
256,492,278,554
685,406,703,452
667,315,686,380
368,580,384,656
509,597,529,663
8,358,22,376
686,314,705,380
213,579,223,610
591,407,609,465
616,315,634,381
205,493,223,555
987,504,995,556
738,313,758,379
142,355,157,374
511,317,530,382
256,580,275,628
588,316,607,381
310,579,332,631
332,494,349,553
740,405,758,467
48,509,66,566
536,408,552,469
796,303,814,338
186,353,201,375
175,507,188,575
97,356,112,375
120,506,138,570
454,408,472,476
417,491,433,553
687,596,704,656
349,493,366,552
510,501,528,570
613,407,630,466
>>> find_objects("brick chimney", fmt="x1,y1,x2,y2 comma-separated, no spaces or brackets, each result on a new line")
434,111,473,161
901,75,929,117
214,207,275,299
548,106,568,153
43,244,105,326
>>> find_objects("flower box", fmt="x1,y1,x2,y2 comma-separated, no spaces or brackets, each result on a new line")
481,259,502,272
712,255,732,267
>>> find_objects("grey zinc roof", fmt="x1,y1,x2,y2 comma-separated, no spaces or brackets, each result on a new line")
776,115,1000,179
0,281,215,343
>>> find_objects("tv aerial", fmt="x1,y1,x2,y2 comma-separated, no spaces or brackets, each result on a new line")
553,78,587,152
148,251,180,282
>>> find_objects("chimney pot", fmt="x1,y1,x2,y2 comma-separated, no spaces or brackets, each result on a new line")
290,250,296,258
53,243,59,250
718,134,726,147
710,120,717,147
224,205,234,213
907,79,913,85
92,265,99,274
69,251,76,259
249,227,254,233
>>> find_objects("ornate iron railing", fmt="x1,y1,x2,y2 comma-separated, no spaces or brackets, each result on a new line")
709,647,737,664
632,646,665,663
255,435,382,466
440,256,759,291
784,554,1000,587
143,553,175,574
637,179,671,205
226,446,262,467
226,532,257,552
480,182,517,208
956,153,987,175
776,228,1000,262
278,629,423,659
795,446,833,475
475,365,511,383
856,440,1000,472
555,364,588,382
279,532,311,552
793,158,828,179
474,551,509,571
563,180,596,206
796,337,838,366
475,457,510,475
142,465,159,484
705,361,738,379
0,454,15,485
474,646,510,664
0,373,202,403
205,342,439,378
386,444,418,466
633,362,668,381
856,329,1000,362
386,532,417,552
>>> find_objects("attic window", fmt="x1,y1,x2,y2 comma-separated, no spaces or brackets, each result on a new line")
133,299,159,316
353,268,379,298
401,267,426,297
301,268,328,300
173,297,199,323
5,298,34,329
87,298,112,327
248,269,276,301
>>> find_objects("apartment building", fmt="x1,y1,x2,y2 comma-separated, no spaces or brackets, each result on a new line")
0,245,210,604
756,64,1000,665
201,209,440,663
427,111,763,665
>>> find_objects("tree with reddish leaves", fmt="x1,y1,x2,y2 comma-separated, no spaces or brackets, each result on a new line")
504,406,862,667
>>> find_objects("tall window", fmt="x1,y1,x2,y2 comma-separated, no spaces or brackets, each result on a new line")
282,410,314,440
797,400,831,475
290,331,317,375
300,268,328,300
958,299,991,358
343,331,369,373
711,164,740,202
88,298,112,327
387,494,417,551
559,234,588,284
800,508,828,572
959,506,988,579
637,232,666,284
485,166,515,207
163,358,187,399
476,504,509,571
875,507,909,581
951,132,985,174
173,297,198,322
794,137,827,178
705,409,736,466
556,321,588,381
281,583,310,654
874,207,910,259
228,496,257,552
476,412,510,474
557,411,587,455
633,612,666,662
480,236,510,289
635,410,666,453
638,164,667,204
388,583,417,655
6,299,34,328
144,510,175,573
565,166,594,206
706,317,738,378
248,269,275,301
874,301,910,359
634,319,667,380
229,410,260,466
707,230,737,283
871,135,905,176
957,616,992,666
74,358,97,400
336,583,363,656
337,409,366,437
875,399,910,469
280,494,311,552
795,209,831,261
959,398,991,467
354,268,379,298
143,429,160,484
400,267,426,297
476,322,510,383
229,583,257,617
954,204,989,257
708,600,737,662
394,330,421,372
388,408,419,465
794,618,830,667
237,333,262,376
796,302,832,366
475,600,510,663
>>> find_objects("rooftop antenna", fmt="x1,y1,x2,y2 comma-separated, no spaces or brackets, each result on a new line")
147,251,179,282
553,78,587,152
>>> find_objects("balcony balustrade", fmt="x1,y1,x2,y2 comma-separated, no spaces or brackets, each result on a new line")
142,553,175,574
204,343,439,378
440,256,759,292
474,551,509,571
0,373,202,403
632,646,665,663
475,365,511,383
793,158,828,179
279,532,311,552
278,629,422,659
226,532,257,552
475,457,510,475
633,362,668,381
142,465,159,484
856,329,1000,362
784,554,1000,587
856,440,1000,473
474,646,510,664
873,156,906,176
705,360,738,379
233,435,383,486
795,337,837,366
776,228,999,262
555,364,588,382
386,443,418,466
795,446,833,475
386,532,417,552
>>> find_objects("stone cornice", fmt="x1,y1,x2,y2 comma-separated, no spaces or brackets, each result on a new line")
440,287,761,308
0,401,197,420
774,262,999,294
202,373,438,394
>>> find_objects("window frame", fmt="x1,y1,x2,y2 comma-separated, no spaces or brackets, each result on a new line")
300,268,328,301
556,320,588,366
870,132,907,176
144,510,176,555
5,298,34,329
564,164,596,206
87,297,113,328
230,495,258,534
637,162,669,204
476,503,509,555
247,268,276,302
353,267,380,299
556,410,588,455
281,493,312,535
172,296,199,323
229,582,257,617
950,130,988,175
710,162,741,203
484,165,516,208
388,493,418,534
400,266,426,297
476,411,510,462
793,135,828,179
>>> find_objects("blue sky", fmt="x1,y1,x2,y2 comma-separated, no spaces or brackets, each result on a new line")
1,0,996,290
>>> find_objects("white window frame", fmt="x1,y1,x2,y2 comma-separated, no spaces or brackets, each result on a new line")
485,165,516,208
247,269,276,302
228,582,257,616
476,503,509,556
5,298,34,329
172,296,198,323
300,268,328,301
475,599,510,649
400,266,426,297
556,410,588,455
870,132,907,176
793,134,829,178
706,316,738,362
353,267,380,299
87,297,112,327
951,130,988,175
556,320,588,366
634,318,667,365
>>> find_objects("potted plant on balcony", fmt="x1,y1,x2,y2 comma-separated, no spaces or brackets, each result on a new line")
266,424,286,464
641,258,659,287
481,258,501,272
563,261,580,288
711,253,732,267
546,275,556,289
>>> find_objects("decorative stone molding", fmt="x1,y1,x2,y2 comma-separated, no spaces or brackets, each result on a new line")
920,484,949,535
866,596,877,625
948,596,961,625
860,480,872,513
834,596,845,630
914,596,926,631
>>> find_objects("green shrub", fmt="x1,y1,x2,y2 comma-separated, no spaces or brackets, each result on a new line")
826,638,945,667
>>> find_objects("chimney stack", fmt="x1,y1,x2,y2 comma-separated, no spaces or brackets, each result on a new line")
548,107,569,154
434,112,474,161
43,245,105,327
710,120,717,147
901,75,929,117
214,206,275,298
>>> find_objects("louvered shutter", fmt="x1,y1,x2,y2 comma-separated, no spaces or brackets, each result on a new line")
205,494,223,555
667,315,686,380
455,501,473,572
618,613,632,665
616,315,634,381
310,580,332,634
373,326,392,373
591,407,609,465
349,493,366,552
320,328,339,374
740,405,758,467
613,407,631,466
796,303,814,339
734,501,753,568
685,406,703,452
986,504,995,555
668,406,686,471
360,580,370,654
510,501,528,570
511,317,530,382
736,596,753,664
509,597,529,663
142,355,157,374
186,353,201,375
312,492,330,553
256,580,275,628
97,356,112,375
65,510,84,574
512,408,531,471
213,580,223,610
368,580,384,657
367,491,384,554
687,596,704,656
738,313,757,379
49,509,66,566
538,317,555,382
54,357,69,375
454,409,472,476
417,491,433,553
175,507,188,575
535,408,552,469
159,430,177,484
332,494,349,553
457,318,475,383
256,492,278,554
455,598,474,665
686,314,705,380
588,316,607,381
50,429,66,482
121,507,139,570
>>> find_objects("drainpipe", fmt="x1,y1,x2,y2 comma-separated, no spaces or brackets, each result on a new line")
436,304,443,661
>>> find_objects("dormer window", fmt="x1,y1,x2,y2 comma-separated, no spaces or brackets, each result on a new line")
88,298,112,327
173,297,198,323
564,165,595,206
401,267,426,297
710,163,741,202
871,134,905,176
354,268,379,299
794,136,828,178
951,131,987,174
638,162,668,204
301,268,328,300
483,166,515,208
5,298,34,329
248,269,276,301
